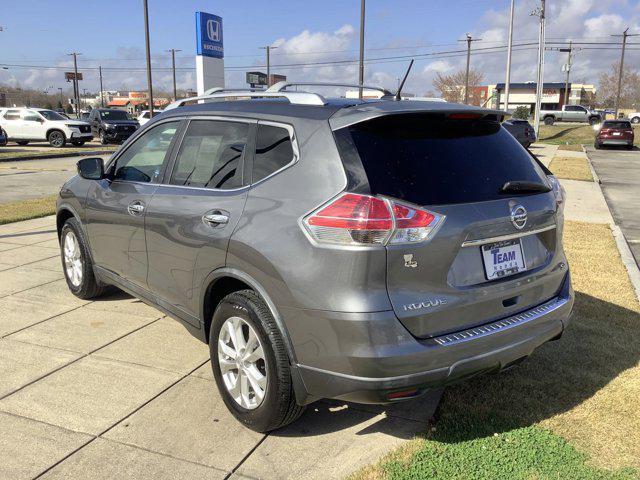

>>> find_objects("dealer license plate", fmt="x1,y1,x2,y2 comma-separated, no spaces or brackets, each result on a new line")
481,239,526,280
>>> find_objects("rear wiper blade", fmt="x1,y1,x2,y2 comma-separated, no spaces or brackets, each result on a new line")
500,180,551,194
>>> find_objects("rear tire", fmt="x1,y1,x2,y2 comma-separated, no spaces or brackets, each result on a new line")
544,116,554,126
60,217,107,299
594,142,600,150
589,116,600,126
48,130,66,148
71,140,85,147
631,117,639,124
210,290,305,432
16,140,29,146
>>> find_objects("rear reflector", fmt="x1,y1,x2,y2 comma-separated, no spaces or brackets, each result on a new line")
387,389,420,400
303,192,444,246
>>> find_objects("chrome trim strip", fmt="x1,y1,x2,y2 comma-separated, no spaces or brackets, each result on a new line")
461,224,556,247
432,296,569,347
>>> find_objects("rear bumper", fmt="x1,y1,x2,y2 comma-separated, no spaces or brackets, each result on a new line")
289,271,574,405
598,138,633,146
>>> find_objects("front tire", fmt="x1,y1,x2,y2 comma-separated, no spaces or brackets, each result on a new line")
60,218,107,299
631,117,639,124
48,130,66,148
594,141,600,150
210,290,305,432
99,130,108,145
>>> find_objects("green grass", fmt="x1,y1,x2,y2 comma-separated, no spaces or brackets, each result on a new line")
0,195,57,225
538,124,639,147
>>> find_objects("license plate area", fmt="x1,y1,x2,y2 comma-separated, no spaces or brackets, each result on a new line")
481,239,527,280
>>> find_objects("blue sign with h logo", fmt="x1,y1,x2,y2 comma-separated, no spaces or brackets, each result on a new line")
196,12,224,59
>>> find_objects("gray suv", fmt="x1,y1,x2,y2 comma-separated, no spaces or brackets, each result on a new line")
56,84,574,432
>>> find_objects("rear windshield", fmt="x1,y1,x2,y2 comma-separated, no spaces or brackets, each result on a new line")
603,121,631,129
335,113,548,206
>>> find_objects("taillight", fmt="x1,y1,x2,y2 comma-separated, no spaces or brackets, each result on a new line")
303,192,444,246
547,175,564,209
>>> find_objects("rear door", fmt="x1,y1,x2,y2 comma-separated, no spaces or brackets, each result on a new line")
145,117,254,323
337,112,563,338
2,110,24,138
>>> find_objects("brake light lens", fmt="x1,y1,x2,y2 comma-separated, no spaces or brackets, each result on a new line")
303,193,444,246
547,175,565,208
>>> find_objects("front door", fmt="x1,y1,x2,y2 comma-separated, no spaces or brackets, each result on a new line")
85,120,182,288
145,118,254,322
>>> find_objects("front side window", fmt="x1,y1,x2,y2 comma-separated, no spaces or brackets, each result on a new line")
253,124,294,183
113,121,179,183
169,120,249,189
40,110,66,121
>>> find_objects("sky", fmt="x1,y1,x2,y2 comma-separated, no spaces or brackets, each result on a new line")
1,0,639,97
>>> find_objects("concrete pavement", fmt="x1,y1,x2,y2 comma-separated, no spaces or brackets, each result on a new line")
0,215,440,480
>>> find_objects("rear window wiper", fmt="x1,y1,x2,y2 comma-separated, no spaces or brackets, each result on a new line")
499,180,551,194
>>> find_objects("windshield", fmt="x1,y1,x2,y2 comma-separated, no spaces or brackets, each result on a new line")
100,110,131,121
336,113,548,205
39,110,67,121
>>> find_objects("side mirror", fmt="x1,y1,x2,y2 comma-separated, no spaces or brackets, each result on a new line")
77,157,105,180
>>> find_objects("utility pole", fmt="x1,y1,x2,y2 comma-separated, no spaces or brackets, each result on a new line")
67,52,81,118
611,28,639,118
82,88,87,110
358,0,366,99
504,0,515,111
166,49,181,101
562,41,573,106
98,66,104,107
259,46,277,86
57,87,63,107
459,34,481,104
142,0,154,115
531,0,546,137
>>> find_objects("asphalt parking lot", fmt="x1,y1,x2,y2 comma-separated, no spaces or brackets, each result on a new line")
0,215,441,480
0,155,110,204
586,145,640,266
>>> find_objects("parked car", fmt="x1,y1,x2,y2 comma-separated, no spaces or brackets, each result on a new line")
88,108,140,144
0,127,7,146
594,120,635,150
628,112,640,124
503,119,536,148
0,107,92,147
540,105,601,126
137,109,163,126
57,86,574,432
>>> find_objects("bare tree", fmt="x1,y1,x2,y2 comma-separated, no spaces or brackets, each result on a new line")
596,62,640,109
433,69,485,104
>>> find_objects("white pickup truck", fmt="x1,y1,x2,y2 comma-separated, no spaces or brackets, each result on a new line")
540,105,602,126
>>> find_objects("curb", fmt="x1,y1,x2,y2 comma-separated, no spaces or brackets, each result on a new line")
580,144,601,184
0,150,114,162
585,148,640,302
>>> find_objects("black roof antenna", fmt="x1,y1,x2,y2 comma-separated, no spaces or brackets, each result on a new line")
394,59,414,101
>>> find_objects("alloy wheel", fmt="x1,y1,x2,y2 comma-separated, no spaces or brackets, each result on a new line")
218,316,267,410
63,231,83,287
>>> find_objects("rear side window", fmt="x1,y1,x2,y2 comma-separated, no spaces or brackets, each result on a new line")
335,113,548,206
4,110,20,120
169,120,249,189
253,124,294,183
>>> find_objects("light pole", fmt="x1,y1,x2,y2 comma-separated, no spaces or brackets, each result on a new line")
531,0,546,137
57,87,63,107
459,34,481,105
99,66,104,107
166,48,182,101
611,28,639,118
503,0,515,111
143,0,154,115
260,45,278,86
358,0,366,99
67,52,82,118
561,41,573,106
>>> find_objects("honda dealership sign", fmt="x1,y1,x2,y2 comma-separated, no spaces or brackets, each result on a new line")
196,12,224,59
195,11,224,94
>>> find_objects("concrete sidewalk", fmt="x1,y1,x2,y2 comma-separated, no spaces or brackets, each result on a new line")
0,216,440,480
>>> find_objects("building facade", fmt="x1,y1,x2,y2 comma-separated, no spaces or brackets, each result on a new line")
488,82,596,112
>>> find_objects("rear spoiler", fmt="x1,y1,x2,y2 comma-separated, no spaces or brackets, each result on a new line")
329,103,509,130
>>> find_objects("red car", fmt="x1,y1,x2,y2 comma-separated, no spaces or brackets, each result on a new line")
595,120,635,150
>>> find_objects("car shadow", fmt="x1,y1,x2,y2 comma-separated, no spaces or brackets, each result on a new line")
429,291,640,443
541,126,583,141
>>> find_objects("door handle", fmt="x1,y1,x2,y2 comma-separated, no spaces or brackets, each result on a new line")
127,201,145,216
203,213,229,226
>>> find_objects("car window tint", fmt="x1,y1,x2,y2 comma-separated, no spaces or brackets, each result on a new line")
253,124,294,183
4,110,21,120
113,121,179,183
169,120,249,189
336,113,547,206
604,121,631,129
22,110,41,122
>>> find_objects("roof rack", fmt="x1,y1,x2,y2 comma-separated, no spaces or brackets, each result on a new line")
164,88,327,111
266,81,393,96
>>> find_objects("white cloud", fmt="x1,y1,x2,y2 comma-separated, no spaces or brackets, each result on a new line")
423,60,453,74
